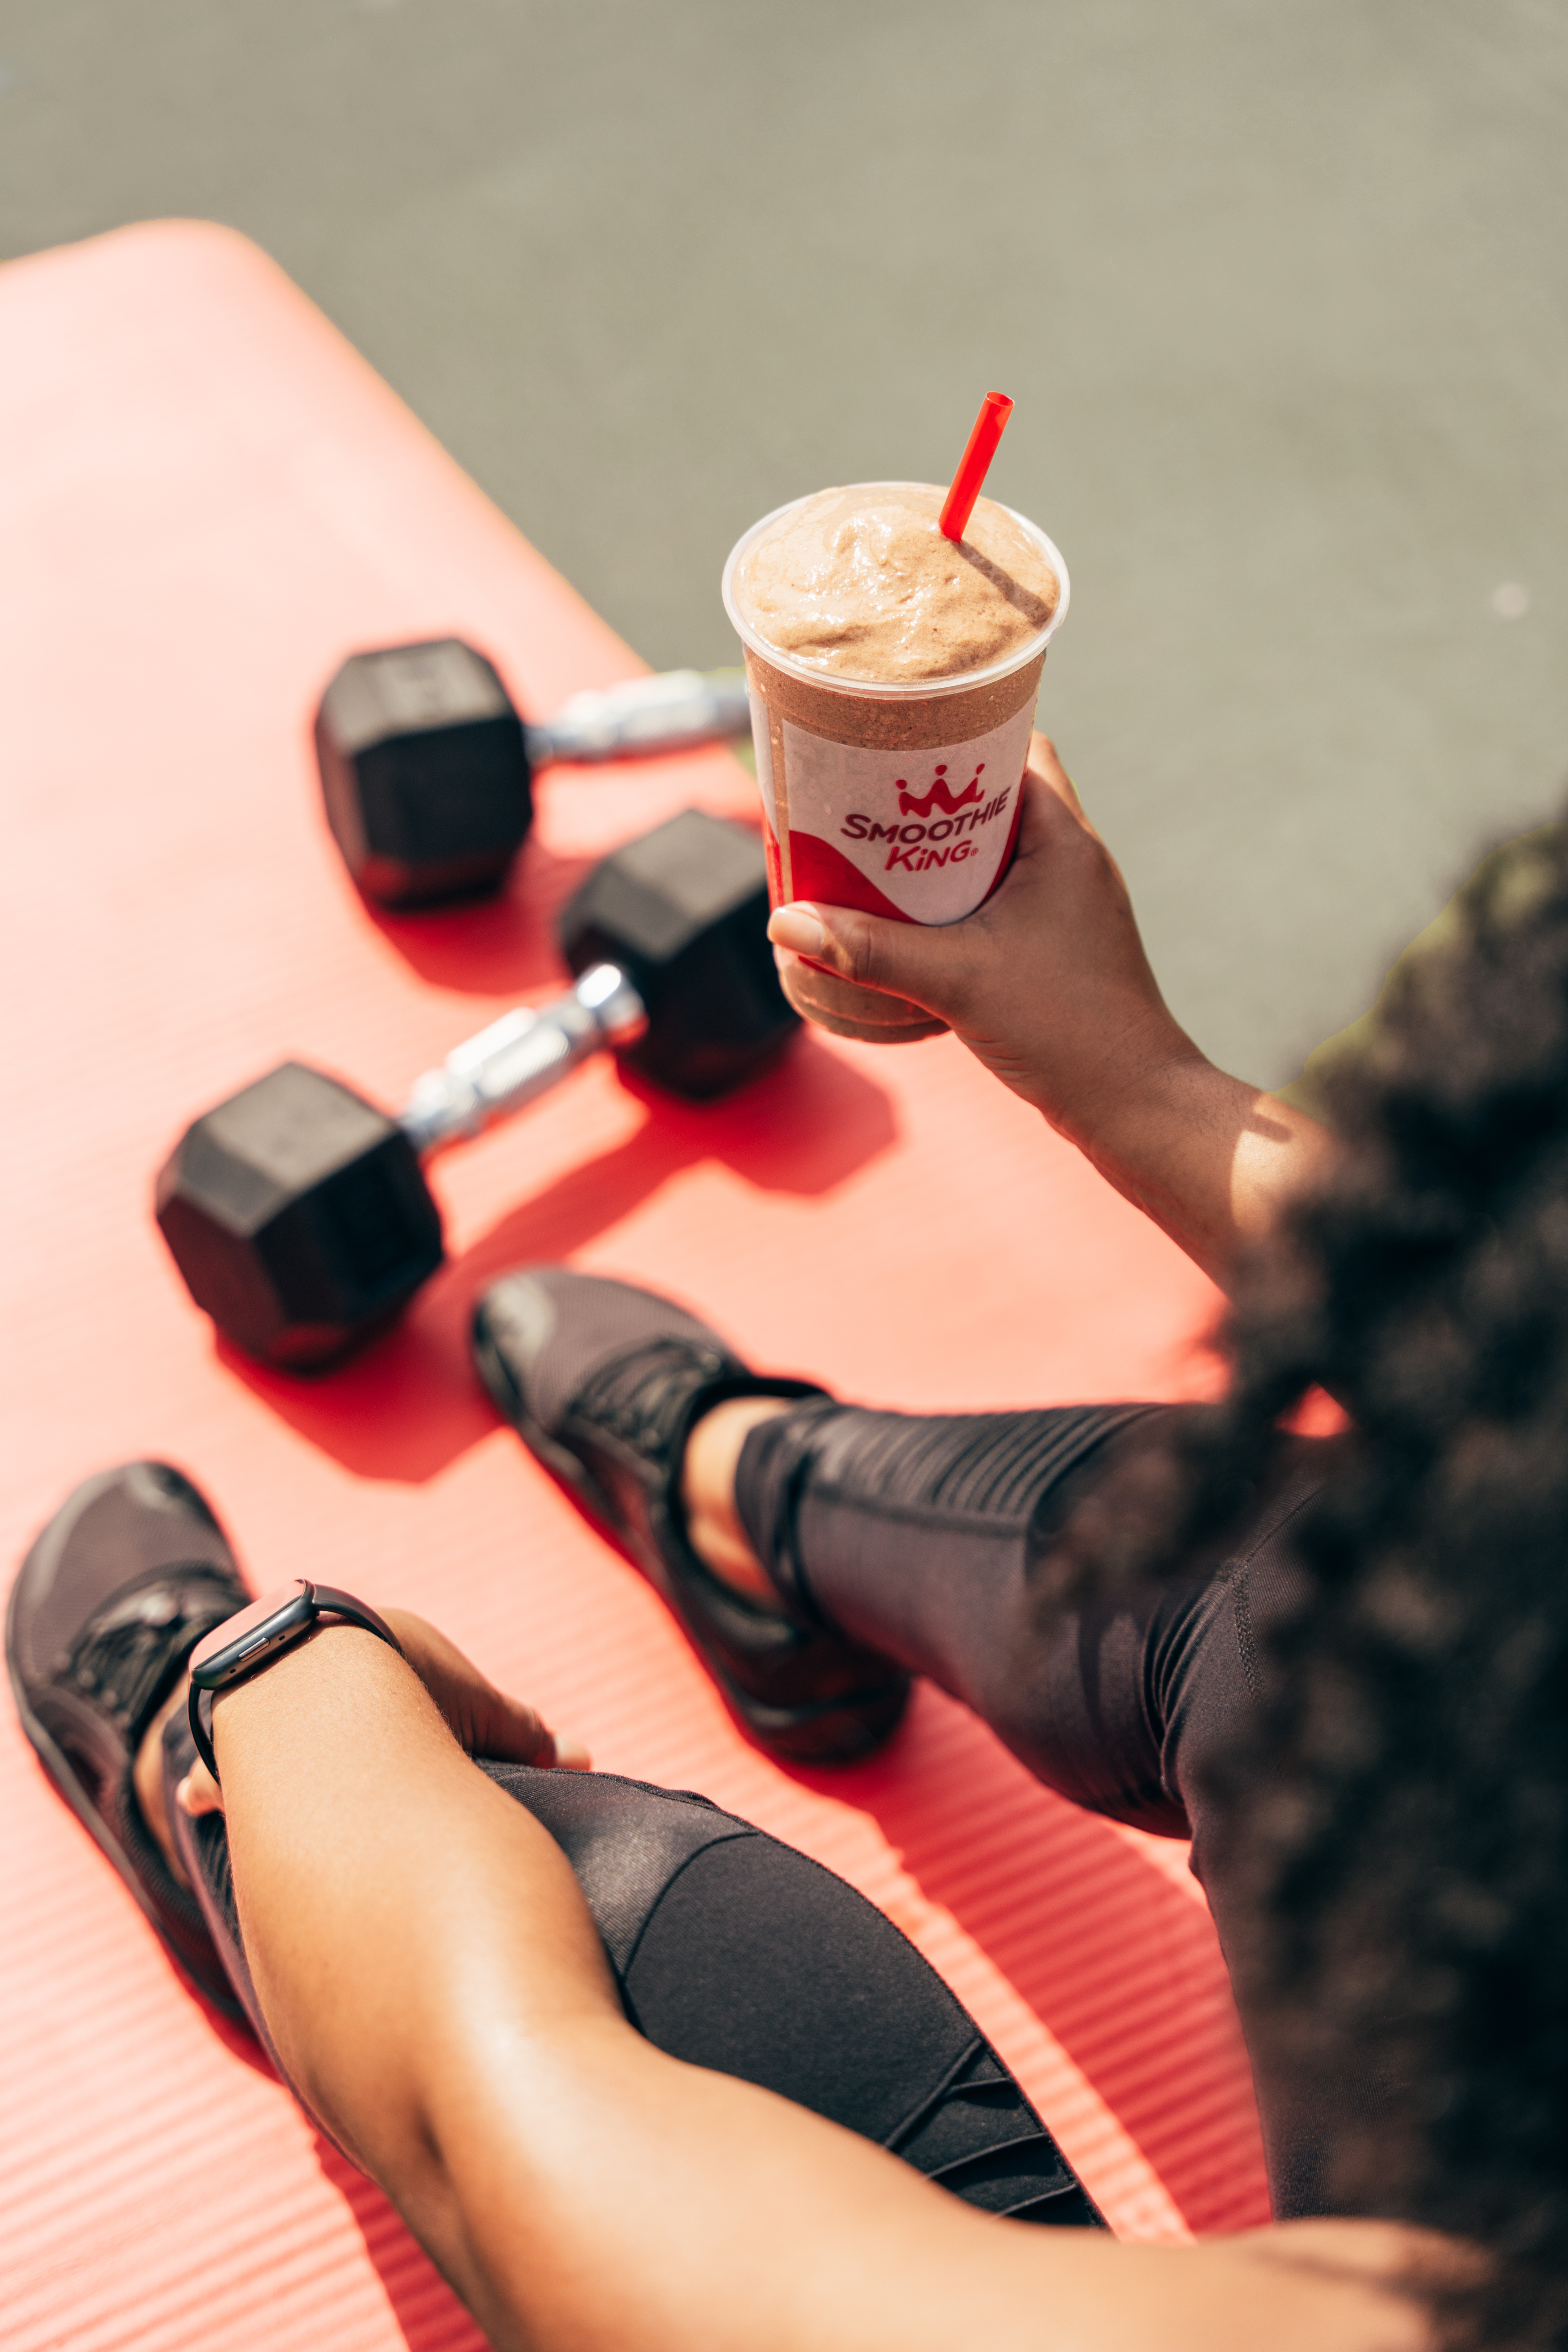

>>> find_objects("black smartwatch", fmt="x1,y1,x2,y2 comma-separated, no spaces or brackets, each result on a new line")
186,1579,402,1780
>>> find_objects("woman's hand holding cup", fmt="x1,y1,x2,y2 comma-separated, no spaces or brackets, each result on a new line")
768,735,1198,1151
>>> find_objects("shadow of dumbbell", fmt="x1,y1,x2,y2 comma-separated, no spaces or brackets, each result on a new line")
212,1035,897,1483
358,839,600,1002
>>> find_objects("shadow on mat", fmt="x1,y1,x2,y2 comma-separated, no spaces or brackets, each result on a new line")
215,1033,898,1481
355,838,595,1000
355,797,764,1000
317,2139,488,2352
792,1694,1273,2240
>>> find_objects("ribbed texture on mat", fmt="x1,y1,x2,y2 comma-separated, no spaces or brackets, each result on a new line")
0,223,1262,2352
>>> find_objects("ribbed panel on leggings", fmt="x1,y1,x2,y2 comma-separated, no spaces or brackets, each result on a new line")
735,1401,1161,1614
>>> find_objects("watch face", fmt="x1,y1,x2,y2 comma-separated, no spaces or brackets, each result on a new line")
188,1580,316,1689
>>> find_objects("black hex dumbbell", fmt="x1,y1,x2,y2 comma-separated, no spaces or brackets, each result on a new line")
156,811,796,1371
315,638,752,909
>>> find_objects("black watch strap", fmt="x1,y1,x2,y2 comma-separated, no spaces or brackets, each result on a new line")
187,1583,402,1782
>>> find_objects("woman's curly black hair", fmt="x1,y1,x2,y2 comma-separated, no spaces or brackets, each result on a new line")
1115,825,1568,2344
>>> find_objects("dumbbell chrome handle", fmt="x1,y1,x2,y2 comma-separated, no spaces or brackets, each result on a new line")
526,670,750,768
399,965,648,1158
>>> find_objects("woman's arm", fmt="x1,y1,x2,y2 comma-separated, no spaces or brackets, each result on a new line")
769,739,1335,1288
184,1621,1433,2352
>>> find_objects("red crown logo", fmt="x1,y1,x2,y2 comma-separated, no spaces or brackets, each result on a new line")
896,762,985,819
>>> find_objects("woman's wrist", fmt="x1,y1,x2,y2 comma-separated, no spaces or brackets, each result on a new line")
182,1603,584,1825
1031,1005,1207,1154
1065,1047,1333,1286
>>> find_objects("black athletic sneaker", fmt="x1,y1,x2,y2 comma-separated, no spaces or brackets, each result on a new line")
7,1462,250,2015
472,1268,910,1764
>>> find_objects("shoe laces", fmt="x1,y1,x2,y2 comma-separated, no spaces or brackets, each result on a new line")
573,1337,729,1457
63,1569,239,1742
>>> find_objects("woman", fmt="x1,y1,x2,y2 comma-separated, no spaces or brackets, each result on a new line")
471,740,1564,2341
15,740,1505,2347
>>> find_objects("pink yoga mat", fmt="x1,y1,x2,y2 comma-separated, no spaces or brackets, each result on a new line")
0,221,1267,2352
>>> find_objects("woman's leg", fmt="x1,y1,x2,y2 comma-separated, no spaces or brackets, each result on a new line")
723,1398,1237,1832
472,1264,1304,1828
163,1700,1100,2226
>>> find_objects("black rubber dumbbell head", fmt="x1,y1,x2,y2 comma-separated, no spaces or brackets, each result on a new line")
155,1064,444,1370
558,811,797,1099
315,638,532,909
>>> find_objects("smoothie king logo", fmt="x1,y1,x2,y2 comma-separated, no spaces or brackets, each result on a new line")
839,762,1013,874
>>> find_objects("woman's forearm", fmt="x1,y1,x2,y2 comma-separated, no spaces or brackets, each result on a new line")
1060,1045,1336,1289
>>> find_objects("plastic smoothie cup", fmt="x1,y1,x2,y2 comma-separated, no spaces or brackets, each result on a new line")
722,483,1069,1042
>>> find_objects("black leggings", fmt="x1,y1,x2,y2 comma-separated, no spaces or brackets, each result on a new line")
161,1709,1100,2228
734,1396,1366,2220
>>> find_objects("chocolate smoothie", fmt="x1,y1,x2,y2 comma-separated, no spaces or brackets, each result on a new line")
722,482,1068,1041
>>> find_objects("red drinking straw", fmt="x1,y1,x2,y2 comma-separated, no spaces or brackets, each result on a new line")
938,391,1014,541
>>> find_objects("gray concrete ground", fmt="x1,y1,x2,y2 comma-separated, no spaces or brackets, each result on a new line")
3,1,1566,1084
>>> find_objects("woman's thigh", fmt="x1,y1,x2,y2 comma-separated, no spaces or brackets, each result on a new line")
167,1718,1099,2228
